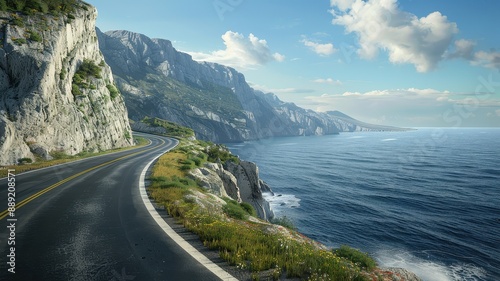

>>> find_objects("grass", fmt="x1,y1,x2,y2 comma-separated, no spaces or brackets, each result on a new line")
0,136,147,178
222,199,250,220
271,216,296,230
141,116,195,139
333,245,377,271
148,140,378,280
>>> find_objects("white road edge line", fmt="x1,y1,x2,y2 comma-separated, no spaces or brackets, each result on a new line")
139,138,238,281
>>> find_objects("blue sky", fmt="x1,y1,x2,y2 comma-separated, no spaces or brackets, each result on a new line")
88,0,500,127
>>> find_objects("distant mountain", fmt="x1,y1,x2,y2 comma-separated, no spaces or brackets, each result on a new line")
97,29,405,142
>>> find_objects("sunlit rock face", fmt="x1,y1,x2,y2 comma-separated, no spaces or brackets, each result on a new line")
0,5,133,165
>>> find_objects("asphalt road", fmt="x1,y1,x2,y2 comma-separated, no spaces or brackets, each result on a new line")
0,133,223,281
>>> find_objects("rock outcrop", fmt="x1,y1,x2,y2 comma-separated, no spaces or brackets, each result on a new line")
97,30,405,143
189,160,273,221
0,4,133,165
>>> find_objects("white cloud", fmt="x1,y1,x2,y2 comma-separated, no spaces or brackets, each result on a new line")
471,50,500,70
300,87,500,126
189,31,285,69
447,39,476,60
250,83,315,94
330,0,458,72
302,39,337,56
330,0,356,11
337,88,451,98
313,78,342,85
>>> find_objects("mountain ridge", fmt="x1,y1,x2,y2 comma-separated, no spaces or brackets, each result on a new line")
98,29,406,143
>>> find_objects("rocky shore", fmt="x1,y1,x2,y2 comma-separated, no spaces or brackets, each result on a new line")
188,159,275,221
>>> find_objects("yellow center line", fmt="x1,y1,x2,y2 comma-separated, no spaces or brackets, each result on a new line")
0,138,165,220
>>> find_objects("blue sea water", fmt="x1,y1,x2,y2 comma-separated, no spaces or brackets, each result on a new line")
227,128,500,281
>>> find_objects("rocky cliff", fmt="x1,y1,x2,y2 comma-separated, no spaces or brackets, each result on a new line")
189,160,274,221
97,30,404,143
0,3,133,165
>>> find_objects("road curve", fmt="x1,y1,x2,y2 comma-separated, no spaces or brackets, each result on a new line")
0,133,225,280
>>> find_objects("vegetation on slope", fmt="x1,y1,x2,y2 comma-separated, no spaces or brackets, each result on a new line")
0,0,82,14
149,140,382,281
122,73,247,127
140,116,196,139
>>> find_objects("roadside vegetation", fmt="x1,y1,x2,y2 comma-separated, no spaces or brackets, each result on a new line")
149,139,381,281
0,136,148,178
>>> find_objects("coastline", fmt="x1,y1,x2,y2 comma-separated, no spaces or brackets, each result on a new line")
146,137,423,281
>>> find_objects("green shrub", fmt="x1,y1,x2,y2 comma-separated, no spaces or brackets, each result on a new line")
11,17,24,27
271,216,296,230
240,202,256,217
12,38,26,45
73,73,83,84
333,245,377,270
106,84,119,99
223,200,248,220
71,84,82,96
150,175,197,189
60,68,67,80
179,159,195,171
189,156,205,167
28,30,42,42
50,151,69,160
206,145,239,164
18,157,33,164
78,59,101,78
0,0,7,11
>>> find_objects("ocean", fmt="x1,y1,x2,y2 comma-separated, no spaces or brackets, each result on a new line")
227,128,500,281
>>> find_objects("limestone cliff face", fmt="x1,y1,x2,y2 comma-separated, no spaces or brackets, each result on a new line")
0,5,133,165
190,160,274,221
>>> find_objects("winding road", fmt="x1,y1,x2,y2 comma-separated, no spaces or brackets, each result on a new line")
0,133,232,281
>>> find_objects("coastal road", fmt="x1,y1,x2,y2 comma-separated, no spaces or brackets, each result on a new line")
0,133,225,280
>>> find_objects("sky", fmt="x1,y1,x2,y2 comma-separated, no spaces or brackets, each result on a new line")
87,0,500,128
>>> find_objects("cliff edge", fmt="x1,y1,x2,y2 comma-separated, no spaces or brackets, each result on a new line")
0,2,132,165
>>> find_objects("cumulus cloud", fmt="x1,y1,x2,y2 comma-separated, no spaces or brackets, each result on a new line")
471,50,500,70
447,39,476,60
302,39,337,56
313,78,342,85
330,0,458,72
189,31,285,69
